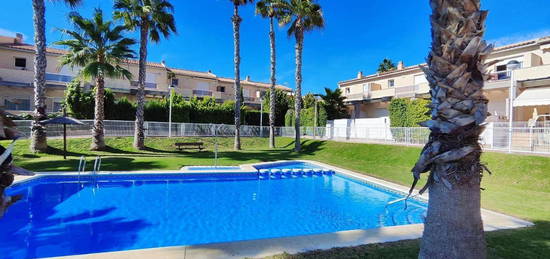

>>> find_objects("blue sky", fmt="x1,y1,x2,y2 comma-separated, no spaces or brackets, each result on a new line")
1,0,549,94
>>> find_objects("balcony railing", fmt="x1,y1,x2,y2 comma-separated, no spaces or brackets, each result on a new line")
45,73,73,83
488,71,511,81
193,90,213,97
131,81,157,89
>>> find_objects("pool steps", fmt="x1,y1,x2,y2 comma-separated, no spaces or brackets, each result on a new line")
258,168,334,179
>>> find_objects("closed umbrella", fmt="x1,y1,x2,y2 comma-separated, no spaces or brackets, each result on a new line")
41,111,84,159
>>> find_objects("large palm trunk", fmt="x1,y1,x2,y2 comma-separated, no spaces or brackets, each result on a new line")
413,1,491,258
294,28,304,152
232,4,242,151
133,24,149,150
30,0,48,152
269,16,276,149
91,75,106,150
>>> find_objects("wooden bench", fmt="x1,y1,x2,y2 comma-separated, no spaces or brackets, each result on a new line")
174,142,204,151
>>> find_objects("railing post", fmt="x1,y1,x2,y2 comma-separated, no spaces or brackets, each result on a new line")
144,121,149,137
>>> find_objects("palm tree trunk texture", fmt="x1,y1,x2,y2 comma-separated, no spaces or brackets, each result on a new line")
232,4,242,151
269,16,276,149
414,1,490,258
91,75,106,150
294,27,304,152
134,24,149,150
30,0,48,152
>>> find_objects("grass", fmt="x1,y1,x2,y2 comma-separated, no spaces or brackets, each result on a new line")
4,137,550,258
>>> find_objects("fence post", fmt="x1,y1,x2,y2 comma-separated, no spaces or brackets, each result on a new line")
144,121,149,137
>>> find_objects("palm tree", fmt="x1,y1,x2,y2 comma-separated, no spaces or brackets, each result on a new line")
321,87,348,120
376,58,396,73
114,0,177,150
411,1,491,257
56,10,136,150
256,0,282,149
278,0,324,152
229,0,255,151
30,0,82,153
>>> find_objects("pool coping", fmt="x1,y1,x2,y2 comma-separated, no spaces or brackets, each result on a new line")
10,160,533,259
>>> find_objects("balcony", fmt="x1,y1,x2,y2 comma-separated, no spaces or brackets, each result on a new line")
0,68,33,85
368,88,395,99
130,81,157,89
515,65,550,87
193,90,213,97
45,73,73,83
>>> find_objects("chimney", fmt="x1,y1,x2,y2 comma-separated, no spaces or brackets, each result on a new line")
14,33,23,44
397,61,405,70
357,71,363,79
245,75,251,81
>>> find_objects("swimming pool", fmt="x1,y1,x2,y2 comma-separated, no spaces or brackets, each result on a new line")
0,167,427,258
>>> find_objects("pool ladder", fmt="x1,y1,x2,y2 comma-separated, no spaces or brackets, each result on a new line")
92,156,102,175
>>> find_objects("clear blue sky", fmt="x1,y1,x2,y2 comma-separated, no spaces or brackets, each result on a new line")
1,0,549,94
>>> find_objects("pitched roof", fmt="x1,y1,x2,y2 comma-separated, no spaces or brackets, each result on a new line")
218,77,292,91
0,41,292,91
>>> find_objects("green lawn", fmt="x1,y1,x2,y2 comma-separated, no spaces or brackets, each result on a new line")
4,137,550,258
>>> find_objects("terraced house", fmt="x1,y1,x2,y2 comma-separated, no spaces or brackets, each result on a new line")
339,35,550,125
0,33,291,114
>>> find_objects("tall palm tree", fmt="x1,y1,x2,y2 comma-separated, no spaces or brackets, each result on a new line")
30,0,82,153
56,10,136,150
411,0,491,257
230,0,255,150
278,0,324,152
114,0,177,150
256,0,282,149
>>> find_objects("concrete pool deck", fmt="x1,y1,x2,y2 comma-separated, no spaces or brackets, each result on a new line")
11,160,533,259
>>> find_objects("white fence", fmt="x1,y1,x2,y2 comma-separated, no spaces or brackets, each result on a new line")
12,120,550,155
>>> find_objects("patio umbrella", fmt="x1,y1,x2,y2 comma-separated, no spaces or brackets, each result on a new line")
41,111,84,159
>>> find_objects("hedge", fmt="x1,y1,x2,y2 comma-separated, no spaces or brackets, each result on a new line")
284,105,327,127
388,98,431,127
64,85,271,125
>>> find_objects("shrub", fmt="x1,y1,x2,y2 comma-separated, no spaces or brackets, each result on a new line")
243,110,269,126
284,106,327,127
389,98,431,127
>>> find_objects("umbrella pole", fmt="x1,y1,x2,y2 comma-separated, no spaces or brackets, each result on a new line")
63,108,67,160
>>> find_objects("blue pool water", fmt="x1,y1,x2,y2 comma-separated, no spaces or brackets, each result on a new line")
186,166,241,171
0,172,426,258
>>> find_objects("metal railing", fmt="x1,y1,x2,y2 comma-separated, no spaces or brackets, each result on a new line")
11,120,550,155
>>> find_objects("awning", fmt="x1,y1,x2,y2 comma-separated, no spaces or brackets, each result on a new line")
513,87,550,107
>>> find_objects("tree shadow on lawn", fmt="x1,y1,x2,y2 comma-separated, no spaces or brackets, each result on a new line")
212,140,327,163
20,157,163,172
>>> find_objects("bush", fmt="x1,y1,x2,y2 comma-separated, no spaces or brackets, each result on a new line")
262,89,292,126
110,97,136,121
243,110,269,126
284,105,327,127
389,98,431,127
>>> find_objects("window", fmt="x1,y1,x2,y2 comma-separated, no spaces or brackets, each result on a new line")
363,84,370,93
388,79,395,88
14,57,26,69
51,98,64,112
171,78,179,86
345,88,350,94
217,86,225,92
4,97,31,111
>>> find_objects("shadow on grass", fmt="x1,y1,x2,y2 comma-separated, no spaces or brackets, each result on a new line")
19,157,163,172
